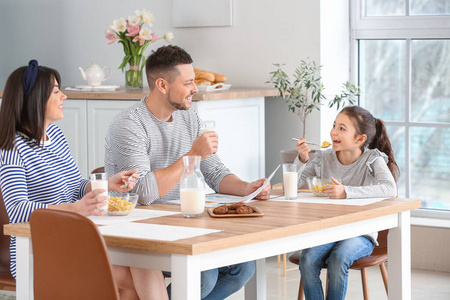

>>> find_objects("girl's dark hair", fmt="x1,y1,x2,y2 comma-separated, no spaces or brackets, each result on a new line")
340,106,400,181
145,45,193,89
0,64,61,150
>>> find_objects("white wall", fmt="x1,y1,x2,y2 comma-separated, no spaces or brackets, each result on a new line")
0,0,321,184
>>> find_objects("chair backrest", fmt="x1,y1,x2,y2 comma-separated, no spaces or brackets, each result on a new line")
30,209,119,300
0,188,12,273
377,229,388,249
0,187,16,286
91,167,105,174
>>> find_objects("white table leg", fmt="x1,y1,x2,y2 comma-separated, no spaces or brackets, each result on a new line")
245,258,266,300
388,211,411,300
16,236,34,300
171,254,201,300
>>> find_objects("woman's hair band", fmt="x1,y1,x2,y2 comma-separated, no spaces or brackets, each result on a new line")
23,59,39,97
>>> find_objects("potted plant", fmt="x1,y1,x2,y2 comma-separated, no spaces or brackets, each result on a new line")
267,60,360,138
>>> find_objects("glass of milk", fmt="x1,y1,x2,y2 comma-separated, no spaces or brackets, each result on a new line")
179,156,206,217
200,120,215,135
90,172,109,212
282,163,299,200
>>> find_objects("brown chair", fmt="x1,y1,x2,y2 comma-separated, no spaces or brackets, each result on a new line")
91,166,105,174
289,230,388,300
30,209,119,300
0,188,16,291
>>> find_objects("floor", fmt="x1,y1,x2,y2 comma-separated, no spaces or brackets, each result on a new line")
1,256,449,299
226,255,450,300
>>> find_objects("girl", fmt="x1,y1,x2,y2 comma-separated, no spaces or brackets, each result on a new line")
294,105,399,300
0,60,168,300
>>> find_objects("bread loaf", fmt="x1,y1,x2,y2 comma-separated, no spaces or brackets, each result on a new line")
194,68,227,85
212,72,227,83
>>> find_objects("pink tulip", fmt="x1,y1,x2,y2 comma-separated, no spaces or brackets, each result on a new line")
151,33,158,41
132,35,146,46
126,25,140,37
106,32,118,44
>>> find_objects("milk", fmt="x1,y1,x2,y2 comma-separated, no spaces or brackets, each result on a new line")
283,172,298,199
180,188,205,217
91,180,108,211
200,129,213,135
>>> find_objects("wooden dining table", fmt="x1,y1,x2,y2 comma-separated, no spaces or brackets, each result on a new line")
4,192,420,300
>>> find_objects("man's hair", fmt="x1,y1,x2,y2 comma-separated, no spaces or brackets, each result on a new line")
145,45,193,89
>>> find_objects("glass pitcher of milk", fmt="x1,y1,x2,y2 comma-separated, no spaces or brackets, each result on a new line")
180,156,206,217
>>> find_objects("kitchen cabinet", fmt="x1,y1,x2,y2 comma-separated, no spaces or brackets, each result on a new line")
54,99,133,178
192,97,265,183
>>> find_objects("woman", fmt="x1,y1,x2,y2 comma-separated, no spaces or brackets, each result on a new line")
0,60,168,300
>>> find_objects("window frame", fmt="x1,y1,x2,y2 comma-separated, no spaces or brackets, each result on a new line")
350,0,450,219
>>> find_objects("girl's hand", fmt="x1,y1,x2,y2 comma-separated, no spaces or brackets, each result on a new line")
108,169,140,192
323,177,346,199
296,138,311,163
75,189,109,216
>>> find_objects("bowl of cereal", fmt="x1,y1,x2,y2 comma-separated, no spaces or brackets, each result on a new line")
108,192,139,216
306,177,338,197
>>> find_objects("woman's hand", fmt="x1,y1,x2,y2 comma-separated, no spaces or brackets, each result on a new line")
323,177,346,199
108,169,140,192
296,138,311,163
74,189,109,216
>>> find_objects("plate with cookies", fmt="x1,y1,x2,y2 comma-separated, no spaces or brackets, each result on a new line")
208,203,263,218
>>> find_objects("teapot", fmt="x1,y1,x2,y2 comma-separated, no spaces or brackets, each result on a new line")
78,62,111,86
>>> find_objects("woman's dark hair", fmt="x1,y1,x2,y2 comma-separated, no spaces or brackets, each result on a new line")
340,105,400,181
0,64,61,150
145,45,193,89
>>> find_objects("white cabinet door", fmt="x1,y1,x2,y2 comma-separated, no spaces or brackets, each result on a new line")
87,100,138,175
54,100,88,178
192,97,265,182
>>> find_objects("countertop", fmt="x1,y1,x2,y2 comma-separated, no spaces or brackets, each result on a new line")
0,87,277,101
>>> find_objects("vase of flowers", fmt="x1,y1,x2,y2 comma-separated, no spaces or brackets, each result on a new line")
106,9,174,90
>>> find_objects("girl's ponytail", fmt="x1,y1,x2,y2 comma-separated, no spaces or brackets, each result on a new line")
369,118,400,182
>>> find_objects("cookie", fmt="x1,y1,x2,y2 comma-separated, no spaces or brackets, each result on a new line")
213,205,228,215
236,205,254,214
228,202,244,210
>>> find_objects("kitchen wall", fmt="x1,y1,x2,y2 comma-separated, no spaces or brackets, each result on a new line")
0,0,321,184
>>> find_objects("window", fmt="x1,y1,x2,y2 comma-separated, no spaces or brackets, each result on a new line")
351,1,450,216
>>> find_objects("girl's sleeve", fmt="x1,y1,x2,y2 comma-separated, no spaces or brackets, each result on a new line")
0,164,48,224
344,156,397,199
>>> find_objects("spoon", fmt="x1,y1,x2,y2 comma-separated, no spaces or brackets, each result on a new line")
120,175,133,189
292,138,331,148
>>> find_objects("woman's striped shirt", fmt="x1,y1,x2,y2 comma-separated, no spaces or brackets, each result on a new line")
104,97,232,204
0,124,89,278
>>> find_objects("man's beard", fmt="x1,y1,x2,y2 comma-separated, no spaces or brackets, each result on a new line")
167,91,189,111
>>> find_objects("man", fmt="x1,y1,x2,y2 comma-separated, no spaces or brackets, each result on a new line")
104,45,271,299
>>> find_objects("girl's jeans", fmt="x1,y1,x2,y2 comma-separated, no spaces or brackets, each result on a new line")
299,236,375,300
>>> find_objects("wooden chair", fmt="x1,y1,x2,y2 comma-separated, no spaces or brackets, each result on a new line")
0,188,16,291
30,209,119,300
91,166,105,174
289,230,389,300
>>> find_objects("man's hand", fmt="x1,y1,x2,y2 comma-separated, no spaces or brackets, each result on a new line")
189,131,218,160
245,178,271,200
